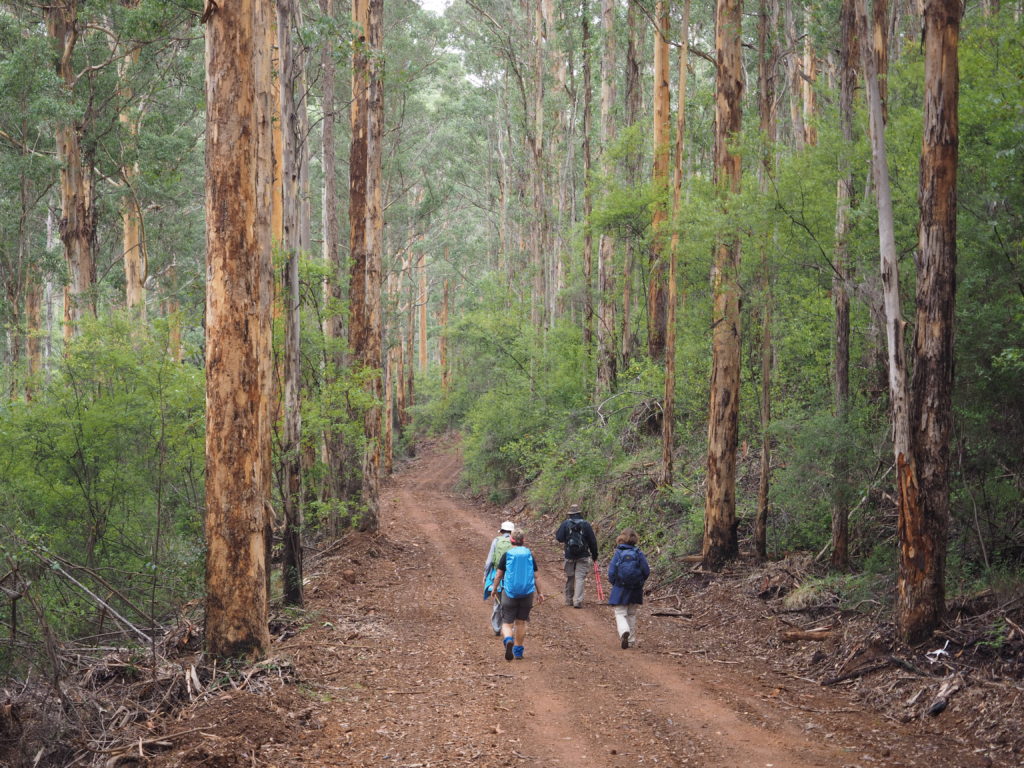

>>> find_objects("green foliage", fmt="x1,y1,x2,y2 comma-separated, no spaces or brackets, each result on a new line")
0,316,204,666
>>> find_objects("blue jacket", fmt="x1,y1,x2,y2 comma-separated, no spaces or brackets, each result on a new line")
607,544,650,605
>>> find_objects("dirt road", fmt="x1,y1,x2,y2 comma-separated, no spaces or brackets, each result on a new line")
156,441,994,767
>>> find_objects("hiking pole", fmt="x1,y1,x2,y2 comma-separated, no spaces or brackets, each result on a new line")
593,560,605,602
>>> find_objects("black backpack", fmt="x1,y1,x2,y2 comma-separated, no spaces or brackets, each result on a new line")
565,519,589,558
616,548,645,588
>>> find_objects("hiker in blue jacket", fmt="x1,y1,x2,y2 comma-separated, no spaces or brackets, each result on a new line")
483,521,515,635
554,504,598,608
607,528,650,649
492,529,546,660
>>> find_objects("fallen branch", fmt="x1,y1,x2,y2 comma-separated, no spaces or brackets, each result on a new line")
781,627,832,643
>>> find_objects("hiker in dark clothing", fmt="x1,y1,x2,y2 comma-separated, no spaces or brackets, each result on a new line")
554,504,598,608
607,528,650,649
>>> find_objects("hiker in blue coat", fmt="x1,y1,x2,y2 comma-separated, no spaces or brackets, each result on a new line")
607,528,650,649
483,521,515,635
492,529,546,660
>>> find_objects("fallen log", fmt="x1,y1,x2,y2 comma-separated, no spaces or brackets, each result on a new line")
781,628,832,643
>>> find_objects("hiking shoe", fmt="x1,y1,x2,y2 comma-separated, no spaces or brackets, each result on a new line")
621,631,630,649
573,603,583,609
513,645,524,660
503,636,514,661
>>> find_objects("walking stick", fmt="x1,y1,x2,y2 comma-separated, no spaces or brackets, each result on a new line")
593,560,605,602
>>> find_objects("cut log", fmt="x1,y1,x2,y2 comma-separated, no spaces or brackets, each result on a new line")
781,628,832,643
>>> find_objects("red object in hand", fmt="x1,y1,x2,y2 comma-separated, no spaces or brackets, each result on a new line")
593,560,605,602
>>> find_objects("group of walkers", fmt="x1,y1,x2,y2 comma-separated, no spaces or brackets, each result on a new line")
482,504,651,660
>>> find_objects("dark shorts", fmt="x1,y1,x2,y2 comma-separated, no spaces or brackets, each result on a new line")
499,592,535,623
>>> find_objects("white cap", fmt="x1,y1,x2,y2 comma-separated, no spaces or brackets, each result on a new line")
500,520,515,532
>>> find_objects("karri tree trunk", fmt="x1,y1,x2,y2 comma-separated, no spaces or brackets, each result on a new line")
440,276,451,394
784,0,805,149
856,0,910,461
897,0,961,644
277,0,311,607
359,0,385,533
873,0,890,121
581,0,594,355
621,0,644,367
594,0,617,397
46,0,96,341
755,0,779,561
319,0,346,537
418,252,428,372
202,0,273,660
661,0,690,489
831,0,858,570
117,37,147,319
704,0,744,571
647,0,671,362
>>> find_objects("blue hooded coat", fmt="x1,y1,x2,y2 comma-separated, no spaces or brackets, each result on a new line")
606,543,650,605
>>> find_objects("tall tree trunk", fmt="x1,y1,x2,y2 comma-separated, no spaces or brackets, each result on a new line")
46,1,96,341
418,252,428,372
440,276,451,394
648,0,671,362
801,20,818,146
856,0,910,462
621,0,644,367
873,0,890,121
661,0,690,488
360,0,384,533
784,0,805,149
704,0,744,571
595,0,617,397
755,0,779,561
319,0,346,536
581,0,594,355
831,0,858,570
531,0,548,332
202,0,273,660
897,0,961,644
277,0,310,607
117,29,146,319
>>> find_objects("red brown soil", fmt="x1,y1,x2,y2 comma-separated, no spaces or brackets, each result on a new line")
140,439,1018,768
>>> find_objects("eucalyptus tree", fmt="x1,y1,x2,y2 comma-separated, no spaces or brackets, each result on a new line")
202,0,274,660
704,0,744,570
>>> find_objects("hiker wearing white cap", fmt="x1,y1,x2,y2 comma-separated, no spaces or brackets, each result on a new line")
483,520,515,634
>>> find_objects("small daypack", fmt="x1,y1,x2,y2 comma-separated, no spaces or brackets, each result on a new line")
502,546,536,598
565,519,589,558
492,536,513,568
615,547,646,589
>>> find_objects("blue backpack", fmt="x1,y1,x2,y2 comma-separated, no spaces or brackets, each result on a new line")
615,547,646,589
502,546,536,599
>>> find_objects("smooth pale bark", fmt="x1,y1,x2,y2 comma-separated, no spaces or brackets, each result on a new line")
661,0,690,488
784,0,805,149
46,1,96,341
117,39,147,319
873,0,890,121
856,0,910,460
704,0,744,571
360,0,384,533
647,1,671,363
594,0,617,397
582,2,594,353
755,0,779,561
203,0,273,660
897,0,961,644
277,0,310,607
802,24,817,146
832,0,858,570
418,252,428,372
440,276,451,394
530,0,547,332
621,0,643,366
319,0,347,536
